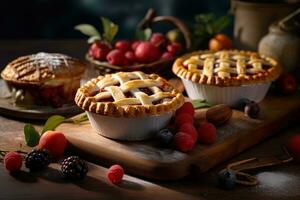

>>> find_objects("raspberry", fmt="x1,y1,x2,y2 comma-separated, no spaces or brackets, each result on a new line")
4,152,22,172
131,40,142,51
150,32,166,47
107,164,124,184
106,49,125,66
115,40,131,52
135,41,161,63
160,52,173,60
286,134,300,162
124,51,136,63
176,102,195,117
167,42,182,55
174,132,195,152
175,113,194,126
197,122,217,144
38,131,67,159
179,123,198,143
88,42,110,61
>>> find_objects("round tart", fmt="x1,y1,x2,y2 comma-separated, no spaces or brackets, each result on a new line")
75,71,184,140
1,52,86,107
173,50,282,105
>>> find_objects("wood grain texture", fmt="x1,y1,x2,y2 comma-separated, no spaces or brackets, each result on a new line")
57,95,300,180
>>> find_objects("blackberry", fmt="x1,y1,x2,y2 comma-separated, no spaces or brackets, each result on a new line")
61,156,88,180
25,149,52,171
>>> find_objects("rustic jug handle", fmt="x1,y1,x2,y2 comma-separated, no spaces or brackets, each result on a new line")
138,8,191,50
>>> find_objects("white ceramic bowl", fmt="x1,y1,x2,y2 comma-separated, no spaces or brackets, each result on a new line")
182,78,271,106
86,111,173,141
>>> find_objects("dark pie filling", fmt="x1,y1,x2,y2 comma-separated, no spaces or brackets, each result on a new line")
90,84,168,105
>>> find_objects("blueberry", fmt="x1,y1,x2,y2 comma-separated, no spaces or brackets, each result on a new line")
244,101,260,118
155,129,174,147
235,98,251,110
218,169,237,190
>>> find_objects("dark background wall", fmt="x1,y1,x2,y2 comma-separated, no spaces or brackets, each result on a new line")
0,0,232,39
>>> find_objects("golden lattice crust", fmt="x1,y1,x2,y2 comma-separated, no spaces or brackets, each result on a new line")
75,71,185,117
1,52,86,85
172,50,282,87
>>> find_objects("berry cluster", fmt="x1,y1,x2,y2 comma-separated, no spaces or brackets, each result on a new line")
89,32,182,66
155,102,217,153
4,131,88,181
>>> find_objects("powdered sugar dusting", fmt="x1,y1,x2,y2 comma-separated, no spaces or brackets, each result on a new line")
31,52,70,70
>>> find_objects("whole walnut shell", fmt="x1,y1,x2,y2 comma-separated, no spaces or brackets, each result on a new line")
206,104,232,126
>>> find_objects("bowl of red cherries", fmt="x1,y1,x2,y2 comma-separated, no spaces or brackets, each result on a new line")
76,9,191,77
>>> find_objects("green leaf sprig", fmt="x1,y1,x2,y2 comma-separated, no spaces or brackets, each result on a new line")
24,124,40,147
192,99,211,109
23,113,88,147
136,28,152,41
75,17,118,44
192,13,230,49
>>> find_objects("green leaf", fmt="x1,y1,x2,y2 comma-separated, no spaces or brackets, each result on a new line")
74,24,101,38
101,17,118,43
24,124,40,147
136,28,152,40
192,100,212,109
42,115,66,134
212,15,230,33
64,113,88,124
87,35,101,44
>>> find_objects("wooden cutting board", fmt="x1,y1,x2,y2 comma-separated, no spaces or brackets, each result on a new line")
56,95,300,180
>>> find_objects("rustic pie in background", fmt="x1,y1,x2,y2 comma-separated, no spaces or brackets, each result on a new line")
1,52,86,108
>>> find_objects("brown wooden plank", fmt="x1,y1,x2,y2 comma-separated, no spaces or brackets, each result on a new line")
57,95,300,180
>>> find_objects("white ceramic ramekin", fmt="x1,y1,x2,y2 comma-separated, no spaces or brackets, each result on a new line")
86,111,173,141
181,79,271,106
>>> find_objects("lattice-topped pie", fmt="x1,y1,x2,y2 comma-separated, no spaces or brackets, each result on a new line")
75,71,184,117
1,52,86,107
172,50,282,106
75,71,184,140
173,50,281,87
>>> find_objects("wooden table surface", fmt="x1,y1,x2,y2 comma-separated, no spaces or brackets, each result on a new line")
1,40,300,200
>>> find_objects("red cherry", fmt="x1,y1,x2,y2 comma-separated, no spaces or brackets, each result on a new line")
174,132,195,152
125,51,136,63
150,32,166,47
115,40,131,52
131,40,142,51
4,152,22,172
167,42,182,55
107,164,124,184
160,52,173,60
197,122,217,144
106,49,126,66
277,73,298,95
88,41,111,61
286,134,300,162
135,41,161,63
